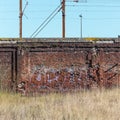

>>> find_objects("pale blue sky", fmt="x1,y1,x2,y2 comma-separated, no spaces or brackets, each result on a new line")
0,0,120,38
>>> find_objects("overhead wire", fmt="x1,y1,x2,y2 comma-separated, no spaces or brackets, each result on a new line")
22,0,29,19
30,4,61,38
31,9,61,38
66,4,120,7
23,0,28,14
30,1,120,38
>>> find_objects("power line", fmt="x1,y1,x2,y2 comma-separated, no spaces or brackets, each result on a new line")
66,4,120,7
31,10,61,38
83,18,120,20
30,4,61,38
22,0,28,14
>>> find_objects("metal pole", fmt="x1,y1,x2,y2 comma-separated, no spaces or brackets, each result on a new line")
19,0,22,40
79,14,82,39
62,0,65,38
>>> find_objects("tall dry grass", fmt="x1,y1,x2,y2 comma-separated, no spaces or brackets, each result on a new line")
0,88,120,120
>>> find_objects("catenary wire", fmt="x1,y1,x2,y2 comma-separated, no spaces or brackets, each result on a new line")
31,9,61,38
30,4,61,38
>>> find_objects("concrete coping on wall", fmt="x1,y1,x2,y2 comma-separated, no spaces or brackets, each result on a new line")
18,38,117,43
18,38,90,43
0,38,118,44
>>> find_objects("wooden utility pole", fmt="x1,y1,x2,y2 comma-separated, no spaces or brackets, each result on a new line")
62,0,65,38
19,0,22,40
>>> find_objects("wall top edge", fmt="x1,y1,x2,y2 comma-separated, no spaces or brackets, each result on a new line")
0,38,118,44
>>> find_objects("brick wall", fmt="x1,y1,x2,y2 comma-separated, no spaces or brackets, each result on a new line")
18,41,120,91
0,38,120,91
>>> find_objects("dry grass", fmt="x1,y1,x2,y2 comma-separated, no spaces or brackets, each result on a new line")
0,88,120,120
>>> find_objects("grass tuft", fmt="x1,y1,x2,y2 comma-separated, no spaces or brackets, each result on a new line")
0,88,120,120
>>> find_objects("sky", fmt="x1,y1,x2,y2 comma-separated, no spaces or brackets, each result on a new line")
0,0,120,38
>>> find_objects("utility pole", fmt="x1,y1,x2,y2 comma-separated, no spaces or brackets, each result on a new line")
62,0,65,38
19,0,22,40
79,14,82,39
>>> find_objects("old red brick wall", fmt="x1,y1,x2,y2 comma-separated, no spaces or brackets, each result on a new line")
1,39,120,92
18,48,120,90
0,52,12,90
19,51,85,78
